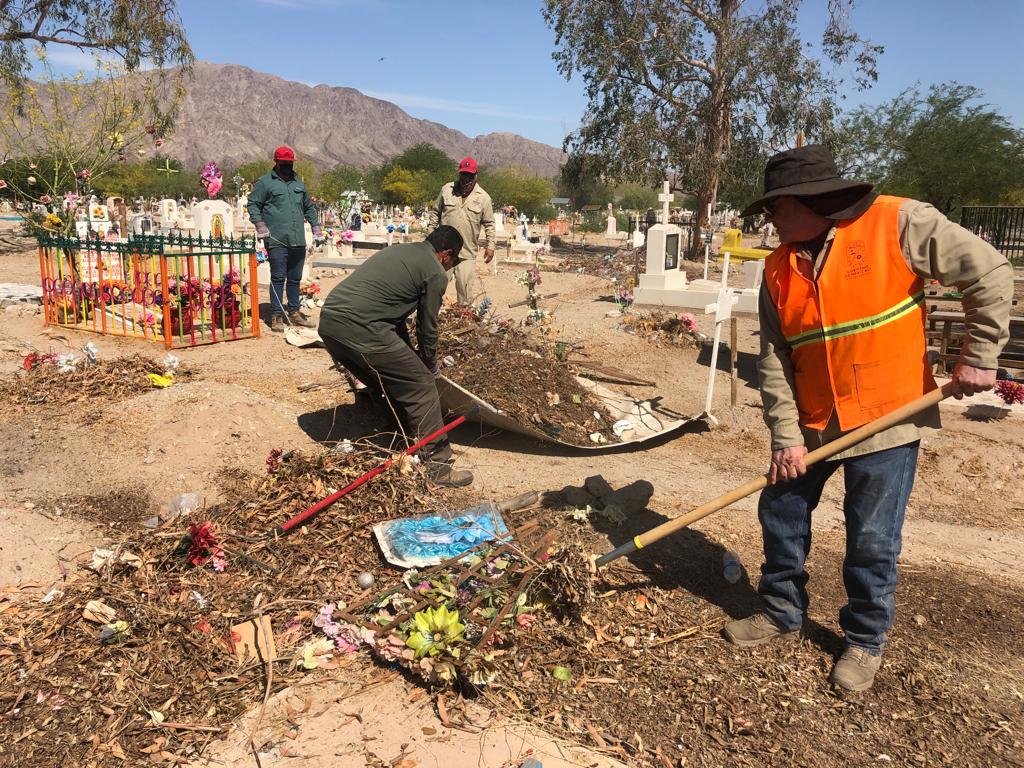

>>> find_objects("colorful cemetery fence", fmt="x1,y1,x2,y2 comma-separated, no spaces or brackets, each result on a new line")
38,234,261,349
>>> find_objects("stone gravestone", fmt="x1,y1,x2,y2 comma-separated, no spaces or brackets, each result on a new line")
493,211,506,236
88,202,111,237
634,181,686,304
605,203,617,236
193,199,234,239
157,199,178,229
631,214,646,248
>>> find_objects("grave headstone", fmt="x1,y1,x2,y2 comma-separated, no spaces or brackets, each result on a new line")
192,199,234,238
606,203,617,236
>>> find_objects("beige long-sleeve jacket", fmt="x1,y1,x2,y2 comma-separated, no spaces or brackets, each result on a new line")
427,182,495,261
758,199,1014,459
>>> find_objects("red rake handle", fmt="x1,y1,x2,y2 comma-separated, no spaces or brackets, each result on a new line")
266,408,476,539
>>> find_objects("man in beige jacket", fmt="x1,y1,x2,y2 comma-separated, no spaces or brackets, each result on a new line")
428,157,495,305
723,145,1012,692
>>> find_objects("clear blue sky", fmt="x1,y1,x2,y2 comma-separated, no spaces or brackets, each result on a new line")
58,0,1024,148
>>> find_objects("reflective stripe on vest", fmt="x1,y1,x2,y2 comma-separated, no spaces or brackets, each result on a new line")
785,290,926,350
763,194,937,431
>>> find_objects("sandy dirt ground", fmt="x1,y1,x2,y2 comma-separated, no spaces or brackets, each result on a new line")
1,225,1023,767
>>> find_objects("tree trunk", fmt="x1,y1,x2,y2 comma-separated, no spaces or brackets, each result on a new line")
687,0,735,260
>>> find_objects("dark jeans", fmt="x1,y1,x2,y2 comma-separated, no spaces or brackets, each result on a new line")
267,245,306,316
320,334,452,463
757,441,919,653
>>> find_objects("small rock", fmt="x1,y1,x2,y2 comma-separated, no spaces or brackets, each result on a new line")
561,485,596,509
622,635,637,648
603,480,655,516
913,614,927,627
583,474,614,500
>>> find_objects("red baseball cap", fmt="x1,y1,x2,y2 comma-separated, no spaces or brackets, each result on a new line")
273,145,296,162
458,157,478,174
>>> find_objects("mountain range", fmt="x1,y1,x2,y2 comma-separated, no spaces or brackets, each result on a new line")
164,62,565,177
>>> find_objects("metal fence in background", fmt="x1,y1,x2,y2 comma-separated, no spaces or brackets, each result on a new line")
959,206,1024,266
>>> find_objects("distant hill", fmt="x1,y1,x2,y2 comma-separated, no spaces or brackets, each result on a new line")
164,62,565,176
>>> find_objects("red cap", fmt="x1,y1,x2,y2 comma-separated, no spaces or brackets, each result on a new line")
273,145,296,162
458,157,478,174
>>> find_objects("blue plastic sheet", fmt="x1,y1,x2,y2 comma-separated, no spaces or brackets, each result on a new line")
373,504,509,568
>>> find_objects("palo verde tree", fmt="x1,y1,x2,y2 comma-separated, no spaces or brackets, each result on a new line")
543,0,881,253
832,83,1024,215
0,51,185,234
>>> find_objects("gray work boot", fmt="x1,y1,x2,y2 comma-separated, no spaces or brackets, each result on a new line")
270,315,285,333
723,613,800,648
830,646,882,692
288,311,316,328
426,461,474,488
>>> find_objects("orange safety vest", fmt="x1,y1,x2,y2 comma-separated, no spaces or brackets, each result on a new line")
763,195,937,431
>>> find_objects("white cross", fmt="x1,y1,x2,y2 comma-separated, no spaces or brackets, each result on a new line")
658,180,674,224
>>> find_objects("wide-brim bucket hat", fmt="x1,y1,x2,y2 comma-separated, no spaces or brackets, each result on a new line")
741,144,874,218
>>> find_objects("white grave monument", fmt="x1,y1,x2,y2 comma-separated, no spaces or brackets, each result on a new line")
634,181,687,303
157,199,178,228
633,182,761,314
193,199,235,239
493,211,506,236
605,203,617,236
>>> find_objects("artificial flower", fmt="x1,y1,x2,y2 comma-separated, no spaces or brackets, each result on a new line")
995,379,1024,406
406,605,466,659
39,194,52,204
298,638,334,670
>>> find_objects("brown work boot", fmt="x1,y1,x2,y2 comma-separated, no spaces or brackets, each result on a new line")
830,646,882,692
270,315,285,333
723,613,800,648
288,311,316,328
426,461,474,488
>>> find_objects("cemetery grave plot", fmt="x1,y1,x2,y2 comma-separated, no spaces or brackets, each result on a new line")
0,448,461,766
0,353,188,408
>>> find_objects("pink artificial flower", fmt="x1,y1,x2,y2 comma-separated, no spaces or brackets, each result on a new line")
995,379,1024,406
145,124,156,134
76,169,91,179
0,180,7,189
515,614,537,629
29,162,37,169
154,138,165,148
39,194,52,204
206,177,222,197
680,312,698,333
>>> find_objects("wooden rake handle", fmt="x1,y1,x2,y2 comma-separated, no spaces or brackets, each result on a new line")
595,383,954,567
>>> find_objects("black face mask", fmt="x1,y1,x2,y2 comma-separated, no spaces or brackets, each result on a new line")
456,173,476,196
276,162,294,178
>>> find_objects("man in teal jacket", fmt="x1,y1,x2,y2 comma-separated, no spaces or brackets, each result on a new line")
248,145,322,332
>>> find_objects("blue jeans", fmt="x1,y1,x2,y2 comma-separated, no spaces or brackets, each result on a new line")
267,245,306,316
757,441,919,653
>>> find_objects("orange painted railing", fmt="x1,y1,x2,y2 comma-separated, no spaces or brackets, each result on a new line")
38,234,261,349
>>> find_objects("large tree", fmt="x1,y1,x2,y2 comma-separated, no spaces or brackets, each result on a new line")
0,0,192,96
544,0,880,253
832,83,1024,214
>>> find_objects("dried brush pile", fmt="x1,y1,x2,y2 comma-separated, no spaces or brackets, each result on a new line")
0,448,442,766
0,353,189,408
437,310,620,445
